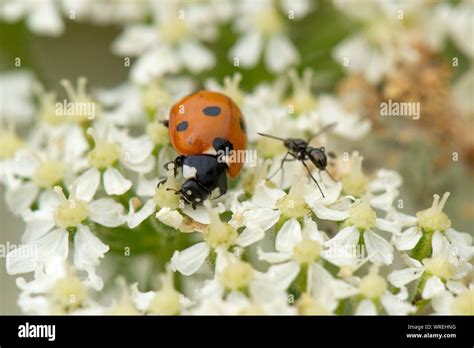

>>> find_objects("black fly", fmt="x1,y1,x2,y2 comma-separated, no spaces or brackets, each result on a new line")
258,123,337,197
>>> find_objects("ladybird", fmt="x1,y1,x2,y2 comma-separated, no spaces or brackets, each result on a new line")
168,90,247,178
162,90,247,207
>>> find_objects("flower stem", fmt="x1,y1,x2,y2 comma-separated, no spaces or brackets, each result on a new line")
412,271,428,306
411,229,434,261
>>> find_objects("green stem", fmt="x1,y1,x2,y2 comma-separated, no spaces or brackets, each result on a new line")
412,271,428,306
289,264,308,299
411,229,434,261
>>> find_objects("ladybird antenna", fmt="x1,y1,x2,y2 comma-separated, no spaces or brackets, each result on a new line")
307,123,337,142
257,132,286,142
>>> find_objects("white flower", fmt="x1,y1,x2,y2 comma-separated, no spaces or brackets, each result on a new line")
227,191,280,247
229,0,301,73
192,249,295,315
277,69,371,141
14,255,99,314
171,201,265,276
258,217,359,311
62,0,149,25
112,1,218,83
393,193,474,261
324,195,395,267
297,262,359,315
0,70,36,124
431,283,474,315
131,265,191,315
75,125,154,197
353,266,416,315
96,78,195,127
333,33,395,84
0,0,63,36
317,153,401,214
388,232,472,301
3,136,87,215
317,95,371,140
6,184,125,289
332,1,449,83
126,167,186,230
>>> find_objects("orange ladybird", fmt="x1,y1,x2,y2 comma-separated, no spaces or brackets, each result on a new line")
168,90,247,178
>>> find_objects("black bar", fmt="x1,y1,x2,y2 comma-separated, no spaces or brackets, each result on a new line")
0,315,472,346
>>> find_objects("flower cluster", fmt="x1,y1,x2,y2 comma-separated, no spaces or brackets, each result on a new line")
1,0,472,315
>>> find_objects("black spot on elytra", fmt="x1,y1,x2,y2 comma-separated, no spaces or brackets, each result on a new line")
213,138,233,152
239,118,247,133
203,106,221,116
177,121,188,132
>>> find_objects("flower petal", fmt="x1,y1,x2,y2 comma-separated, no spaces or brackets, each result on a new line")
237,227,265,247
381,293,415,315
103,167,132,196
355,299,377,315
243,208,279,231
265,34,299,73
445,228,474,261
276,218,302,253
313,202,349,221
431,231,451,258
22,210,55,243
7,228,68,274
171,242,210,276
395,226,422,251
422,276,445,299
323,226,360,267
88,198,125,227
251,181,285,208
75,167,100,202
128,199,156,229
131,283,155,312
229,31,262,68
73,224,109,271
265,261,300,291
6,182,38,215
179,40,215,74
388,268,424,288
364,230,394,265
156,207,184,230
257,247,292,263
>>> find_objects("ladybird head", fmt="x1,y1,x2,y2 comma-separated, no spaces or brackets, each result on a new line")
180,179,210,207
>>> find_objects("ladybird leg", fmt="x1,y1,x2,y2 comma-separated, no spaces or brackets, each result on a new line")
172,156,185,176
157,178,167,188
161,119,169,128
163,159,175,171
301,160,325,198
164,156,185,176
